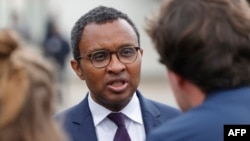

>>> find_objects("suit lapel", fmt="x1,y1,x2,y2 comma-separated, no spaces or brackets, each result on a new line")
136,90,162,134
71,94,98,141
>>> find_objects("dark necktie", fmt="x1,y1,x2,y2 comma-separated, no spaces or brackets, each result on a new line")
108,112,131,141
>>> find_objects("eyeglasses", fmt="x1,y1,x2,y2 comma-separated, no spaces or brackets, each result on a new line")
76,46,141,68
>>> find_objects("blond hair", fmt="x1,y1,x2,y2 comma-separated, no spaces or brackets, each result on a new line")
0,29,67,141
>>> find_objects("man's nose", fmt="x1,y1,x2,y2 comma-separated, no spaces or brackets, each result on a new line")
106,54,125,73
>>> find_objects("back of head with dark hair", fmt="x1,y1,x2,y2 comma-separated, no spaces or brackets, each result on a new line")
71,5,140,60
147,0,250,94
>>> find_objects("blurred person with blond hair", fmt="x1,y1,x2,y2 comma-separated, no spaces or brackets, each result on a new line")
146,0,250,140
0,29,67,141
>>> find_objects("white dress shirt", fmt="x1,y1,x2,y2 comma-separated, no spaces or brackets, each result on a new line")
88,92,146,141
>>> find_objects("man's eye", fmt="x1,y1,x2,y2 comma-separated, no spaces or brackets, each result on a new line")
92,52,108,61
120,48,135,57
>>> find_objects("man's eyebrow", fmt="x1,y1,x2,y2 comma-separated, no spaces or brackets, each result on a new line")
86,43,138,54
87,47,108,53
118,43,138,48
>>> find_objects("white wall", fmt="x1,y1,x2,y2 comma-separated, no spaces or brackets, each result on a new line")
0,0,48,44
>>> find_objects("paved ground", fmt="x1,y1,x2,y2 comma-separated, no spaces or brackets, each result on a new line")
56,78,179,112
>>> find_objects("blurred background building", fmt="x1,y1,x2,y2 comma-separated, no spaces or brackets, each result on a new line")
0,0,179,111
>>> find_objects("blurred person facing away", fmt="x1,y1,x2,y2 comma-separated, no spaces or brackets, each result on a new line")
145,0,250,140
56,5,181,141
0,29,67,141
42,19,71,107
42,19,70,81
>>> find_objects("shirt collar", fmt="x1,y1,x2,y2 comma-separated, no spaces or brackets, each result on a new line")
88,92,143,126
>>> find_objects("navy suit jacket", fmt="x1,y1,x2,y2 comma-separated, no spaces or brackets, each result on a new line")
147,87,250,141
56,90,181,141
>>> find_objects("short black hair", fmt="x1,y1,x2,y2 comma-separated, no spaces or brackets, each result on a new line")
71,5,140,60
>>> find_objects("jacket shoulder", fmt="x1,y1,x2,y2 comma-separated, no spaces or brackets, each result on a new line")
148,99,181,118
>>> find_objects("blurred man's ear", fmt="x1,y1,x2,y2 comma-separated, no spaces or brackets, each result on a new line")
139,49,143,57
167,69,206,111
167,70,195,93
167,70,184,90
70,59,85,80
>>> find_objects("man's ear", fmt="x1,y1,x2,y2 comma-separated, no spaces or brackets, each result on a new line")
140,49,143,57
167,70,184,89
167,70,203,97
70,59,85,80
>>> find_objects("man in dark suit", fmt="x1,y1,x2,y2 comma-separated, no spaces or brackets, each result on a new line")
56,6,181,141
145,0,250,141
